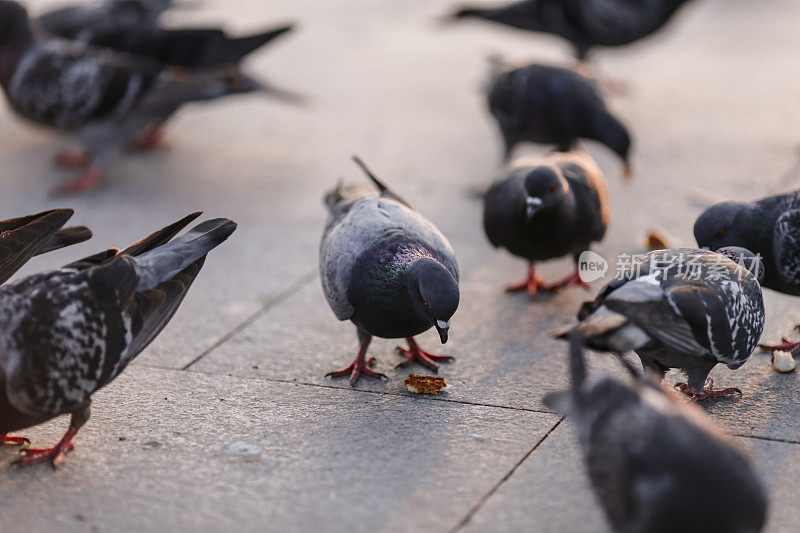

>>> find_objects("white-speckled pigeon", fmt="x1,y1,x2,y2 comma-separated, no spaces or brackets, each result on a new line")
544,331,768,532
483,150,609,296
448,0,694,61
558,248,765,400
694,190,800,355
38,0,173,41
0,212,236,467
486,61,632,174
0,208,92,285
320,157,460,386
0,0,272,194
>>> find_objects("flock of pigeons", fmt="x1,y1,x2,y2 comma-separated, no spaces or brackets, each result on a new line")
0,0,793,531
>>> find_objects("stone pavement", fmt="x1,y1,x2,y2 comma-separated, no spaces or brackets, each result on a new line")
0,0,799,531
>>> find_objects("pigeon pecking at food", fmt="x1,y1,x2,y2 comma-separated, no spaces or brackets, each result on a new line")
695,190,800,354
320,157,460,386
544,331,768,532
447,0,695,62
557,248,765,400
486,61,632,175
0,212,236,467
37,0,174,41
483,150,610,296
0,0,288,194
0,209,92,284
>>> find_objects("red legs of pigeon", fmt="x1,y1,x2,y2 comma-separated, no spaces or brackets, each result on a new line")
674,379,742,402
125,125,168,152
506,263,550,296
14,402,90,468
507,264,589,297
758,329,800,355
0,434,29,446
326,330,387,387
53,165,104,196
395,337,455,373
54,150,90,169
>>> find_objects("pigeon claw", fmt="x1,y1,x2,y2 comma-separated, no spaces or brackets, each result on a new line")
125,125,169,152
505,264,549,297
544,270,590,292
395,337,455,372
325,356,387,387
14,442,75,469
674,379,742,402
0,434,30,446
54,150,90,169
758,338,800,356
53,166,104,196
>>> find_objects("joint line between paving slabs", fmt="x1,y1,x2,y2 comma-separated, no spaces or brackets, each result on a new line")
450,417,566,532
733,433,800,446
181,270,318,370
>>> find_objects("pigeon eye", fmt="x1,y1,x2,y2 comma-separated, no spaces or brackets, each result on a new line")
716,228,725,239
549,184,558,193
423,300,431,309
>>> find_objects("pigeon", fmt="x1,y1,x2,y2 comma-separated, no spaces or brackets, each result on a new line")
558,248,765,400
0,212,236,467
320,157,460,386
0,208,92,284
487,62,632,174
38,0,173,41
483,150,610,295
447,0,694,62
0,0,281,194
544,331,768,532
694,190,800,354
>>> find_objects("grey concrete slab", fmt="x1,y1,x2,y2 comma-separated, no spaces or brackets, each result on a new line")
0,365,559,532
461,423,800,533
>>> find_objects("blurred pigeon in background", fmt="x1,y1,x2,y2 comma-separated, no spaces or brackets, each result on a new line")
0,0,296,194
558,248,765,400
0,212,236,467
320,157,460,385
544,331,768,532
448,0,694,61
695,190,800,354
486,61,632,175
483,150,609,295
38,0,174,41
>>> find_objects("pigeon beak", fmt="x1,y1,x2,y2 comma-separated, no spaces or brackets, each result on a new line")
434,319,450,344
623,162,634,180
525,197,543,222
700,246,710,251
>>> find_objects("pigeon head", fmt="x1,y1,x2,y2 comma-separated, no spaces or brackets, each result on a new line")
594,112,632,176
716,246,765,284
522,165,568,221
694,201,759,252
0,1,31,47
410,258,459,343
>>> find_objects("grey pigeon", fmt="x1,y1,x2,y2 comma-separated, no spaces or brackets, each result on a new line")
695,191,800,353
487,62,632,174
38,0,173,41
483,150,610,295
448,0,694,61
0,212,236,467
544,331,768,532
558,248,765,400
320,157,460,386
0,209,92,285
0,0,275,194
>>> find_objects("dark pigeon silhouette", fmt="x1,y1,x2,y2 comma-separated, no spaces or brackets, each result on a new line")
448,0,694,61
0,212,236,467
557,248,765,400
0,0,282,194
487,61,632,174
483,150,610,295
0,209,92,284
38,0,173,41
320,157,460,386
695,190,800,354
544,331,768,532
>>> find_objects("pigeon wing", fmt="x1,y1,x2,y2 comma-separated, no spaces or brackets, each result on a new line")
773,208,800,284
0,209,76,284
